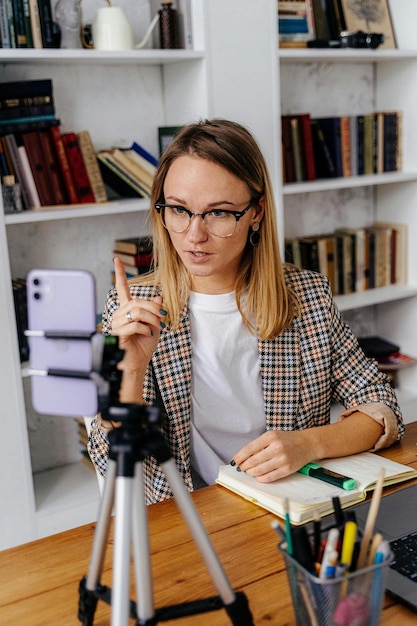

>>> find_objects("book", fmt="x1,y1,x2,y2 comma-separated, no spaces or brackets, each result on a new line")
113,236,153,255
373,221,407,285
97,151,148,198
17,145,41,208
0,0,11,48
281,115,296,183
21,130,55,205
3,133,33,209
115,140,158,169
109,148,153,193
11,0,28,47
62,132,95,203
0,78,53,100
216,452,417,525
340,115,351,177
158,125,183,155
316,116,343,177
28,0,42,47
311,118,336,178
38,129,67,204
290,116,305,182
76,130,108,203
113,251,154,268
278,1,315,45
49,125,79,204
37,0,54,47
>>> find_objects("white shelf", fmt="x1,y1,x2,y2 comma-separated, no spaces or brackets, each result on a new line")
5,198,149,224
0,48,205,66
34,462,101,539
283,172,417,195
279,48,417,63
334,285,417,312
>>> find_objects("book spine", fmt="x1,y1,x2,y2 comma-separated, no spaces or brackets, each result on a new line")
298,113,316,181
37,0,54,47
11,0,28,47
21,130,55,205
62,132,95,203
28,0,42,47
5,0,16,47
0,0,11,47
76,130,108,203
0,103,54,120
0,78,52,99
281,116,296,183
111,149,153,192
49,125,79,204
37,129,67,204
17,144,41,207
340,115,351,177
3,133,32,209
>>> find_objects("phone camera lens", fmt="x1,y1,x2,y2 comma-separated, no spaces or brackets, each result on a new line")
33,278,40,286
34,292,41,300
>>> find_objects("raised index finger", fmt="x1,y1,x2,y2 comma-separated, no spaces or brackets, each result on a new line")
114,256,132,305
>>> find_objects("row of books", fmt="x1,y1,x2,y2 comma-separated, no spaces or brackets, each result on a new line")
1,79,159,210
0,0,56,48
285,221,407,296
113,236,154,281
281,111,402,184
278,0,345,47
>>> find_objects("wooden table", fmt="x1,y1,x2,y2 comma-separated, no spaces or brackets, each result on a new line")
1,422,417,625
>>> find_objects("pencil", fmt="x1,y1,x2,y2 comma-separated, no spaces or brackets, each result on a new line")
357,468,385,569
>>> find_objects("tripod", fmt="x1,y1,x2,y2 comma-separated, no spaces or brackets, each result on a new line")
78,403,254,626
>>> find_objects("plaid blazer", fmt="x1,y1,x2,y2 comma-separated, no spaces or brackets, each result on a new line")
89,265,403,504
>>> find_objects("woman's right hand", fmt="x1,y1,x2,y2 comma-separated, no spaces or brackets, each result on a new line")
110,256,165,377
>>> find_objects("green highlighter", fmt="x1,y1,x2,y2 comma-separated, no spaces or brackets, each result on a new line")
298,463,357,491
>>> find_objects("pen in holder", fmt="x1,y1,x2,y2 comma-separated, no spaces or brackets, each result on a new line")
279,540,392,626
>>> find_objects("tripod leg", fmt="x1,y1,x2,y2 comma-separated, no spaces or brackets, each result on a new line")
85,459,117,590
132,461,155,623
161,458,235,603
111,475,134,626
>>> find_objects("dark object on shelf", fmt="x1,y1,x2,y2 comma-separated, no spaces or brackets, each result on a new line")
308,30,384,49
358,336,400,359
159,0,179,49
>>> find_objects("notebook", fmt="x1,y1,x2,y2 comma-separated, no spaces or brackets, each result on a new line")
216,452,417,524
353,482,417,612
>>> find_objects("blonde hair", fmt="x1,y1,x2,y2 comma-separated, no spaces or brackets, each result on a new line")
134,119,300,340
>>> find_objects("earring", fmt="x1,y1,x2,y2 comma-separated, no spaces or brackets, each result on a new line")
249,222,261,246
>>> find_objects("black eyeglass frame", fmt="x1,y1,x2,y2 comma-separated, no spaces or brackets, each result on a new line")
154,199,258,237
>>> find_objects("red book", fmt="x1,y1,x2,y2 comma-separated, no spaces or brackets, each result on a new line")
49,125,79,204
38,129,67,204
296,113,316,181
21,131,55,205
61,132,95,203
113,251,154,267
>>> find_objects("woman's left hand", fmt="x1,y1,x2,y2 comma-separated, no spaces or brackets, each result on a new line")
231,430,314,483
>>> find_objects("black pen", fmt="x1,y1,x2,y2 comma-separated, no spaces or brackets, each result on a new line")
298,463,357,490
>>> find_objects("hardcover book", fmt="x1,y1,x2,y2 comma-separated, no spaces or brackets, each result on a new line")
21,130,55,206
62,132,95,203
77,130,108,203
113,236,153,255
216,452,417,525
49,125,79,204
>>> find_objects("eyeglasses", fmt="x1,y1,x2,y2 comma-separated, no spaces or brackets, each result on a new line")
154,199,257,238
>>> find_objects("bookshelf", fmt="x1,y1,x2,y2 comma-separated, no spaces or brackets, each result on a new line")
0,0,280,549
278,0,417,420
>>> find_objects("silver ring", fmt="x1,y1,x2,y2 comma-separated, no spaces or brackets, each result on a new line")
126,310,133,323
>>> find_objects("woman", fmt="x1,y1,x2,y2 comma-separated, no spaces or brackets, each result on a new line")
88,118,403,504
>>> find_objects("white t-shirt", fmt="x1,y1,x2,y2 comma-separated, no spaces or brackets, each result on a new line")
188,291,266,485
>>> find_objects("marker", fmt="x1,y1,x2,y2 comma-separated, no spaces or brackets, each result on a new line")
340,520,357,571
283,497,293,556
319,527,340,578
299,463,357,490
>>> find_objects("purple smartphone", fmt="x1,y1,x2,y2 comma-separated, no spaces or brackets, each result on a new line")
27,269,99,417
